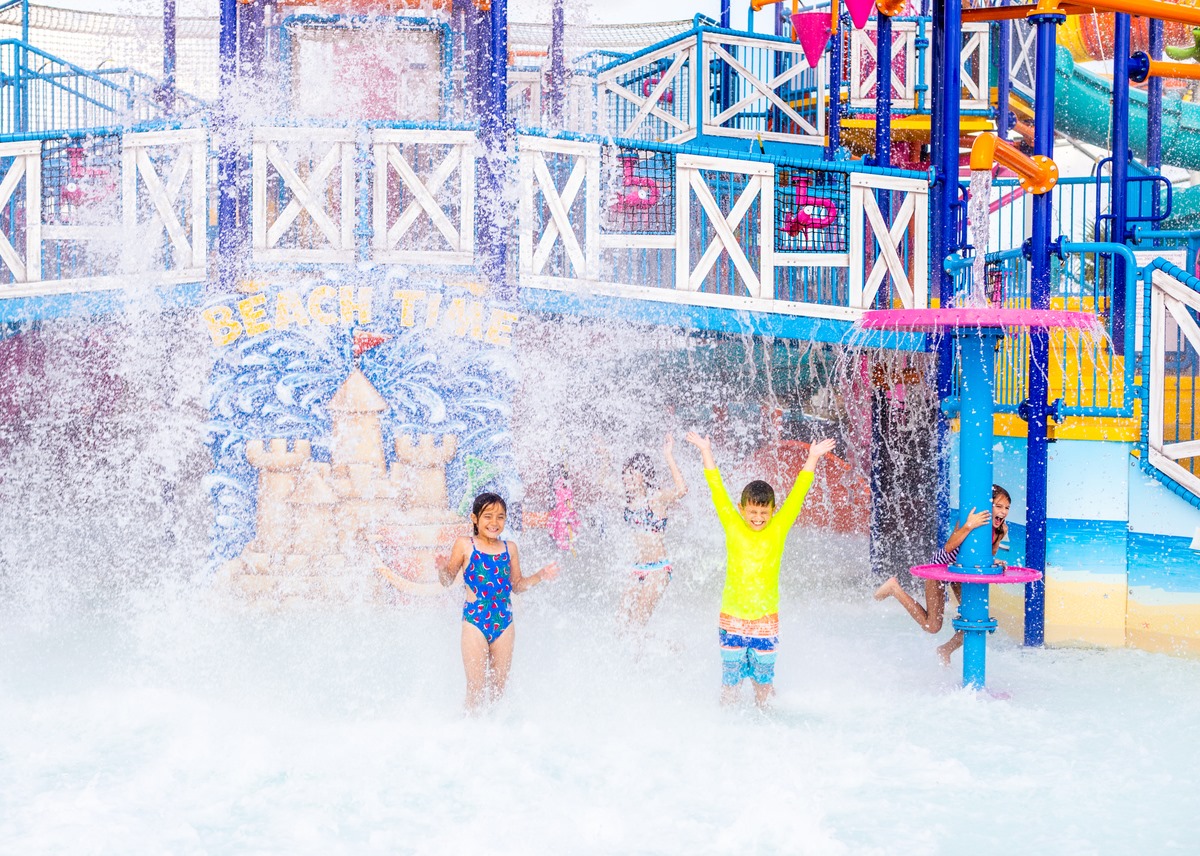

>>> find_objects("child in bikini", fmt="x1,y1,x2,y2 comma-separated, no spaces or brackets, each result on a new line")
874,484,1010,665
619,433,688,631
437,492,560,711
686,431,837,709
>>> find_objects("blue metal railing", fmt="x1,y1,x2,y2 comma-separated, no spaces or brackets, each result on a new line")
943,239,1139,418
0,40,202,137
1140,258,1200,504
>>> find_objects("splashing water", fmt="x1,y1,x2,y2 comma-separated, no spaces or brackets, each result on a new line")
967,170,994,307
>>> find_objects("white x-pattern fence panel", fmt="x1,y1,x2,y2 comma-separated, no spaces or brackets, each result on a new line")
597,39,696,144
0,141,41,285
676,154,774,300
371,129,475,266
508,70,545,129
252,127,355,264
957,24,990,110
1148,267,1200,499
848,21,991,113
849,173,928,312
849,21,920,109
701,34,824,146
121,128,207,277
1009,18,1037,101
518,136,601,283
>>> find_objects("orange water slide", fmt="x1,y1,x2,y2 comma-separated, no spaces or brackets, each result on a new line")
1059,6,1200,63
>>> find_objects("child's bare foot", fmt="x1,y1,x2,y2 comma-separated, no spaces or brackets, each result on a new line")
874,576,901,601
936,641,954,666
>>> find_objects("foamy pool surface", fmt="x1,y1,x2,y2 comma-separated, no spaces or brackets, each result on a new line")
3,543,1198,856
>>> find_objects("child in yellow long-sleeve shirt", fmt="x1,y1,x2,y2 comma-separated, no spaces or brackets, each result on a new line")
685,431,836,708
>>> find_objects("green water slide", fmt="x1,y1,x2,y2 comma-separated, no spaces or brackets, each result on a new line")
1050,46,1200,226
1053,46,1200,167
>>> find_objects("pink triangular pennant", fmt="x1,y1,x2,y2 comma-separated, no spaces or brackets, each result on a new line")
791,12,831,69
844,0,876,30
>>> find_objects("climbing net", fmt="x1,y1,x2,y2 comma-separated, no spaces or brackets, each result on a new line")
0,2,219,100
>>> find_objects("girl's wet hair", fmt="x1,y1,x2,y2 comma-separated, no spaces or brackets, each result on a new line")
992,484,1011,503
622,452,656,487
471,492,507,534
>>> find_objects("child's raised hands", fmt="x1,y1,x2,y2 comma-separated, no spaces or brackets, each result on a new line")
802,438,837,472
685,431,717,469
538,561,561,583
685,430,710,452
664,433,675,456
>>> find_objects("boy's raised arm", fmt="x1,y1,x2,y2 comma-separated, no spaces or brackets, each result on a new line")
687,431,738,525
685,431,717,470
776,438,837,527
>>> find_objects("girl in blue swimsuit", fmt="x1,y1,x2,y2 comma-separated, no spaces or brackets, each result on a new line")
437,492,560,711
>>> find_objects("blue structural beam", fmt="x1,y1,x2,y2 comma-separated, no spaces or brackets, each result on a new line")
1023,7,1064,648
216,0,238,295
827,14,843,158
953,328,1002,688
1110,13,1131,354
163,0,176,113
875,12,893,170
931,0,963,556
520,287,926,351
996,16,1011,138
1147,19,1163,220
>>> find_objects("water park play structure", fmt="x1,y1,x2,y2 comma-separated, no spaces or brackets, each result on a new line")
0,0,1198,691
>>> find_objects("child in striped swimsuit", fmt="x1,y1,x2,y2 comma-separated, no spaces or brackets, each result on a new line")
686,431,837,709
874,484,1010,665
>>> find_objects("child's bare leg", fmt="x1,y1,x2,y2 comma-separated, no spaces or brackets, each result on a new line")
752,681,774,709
936,630,964,666
461,622,491,711
621,569,671,629
720,685,740,705
876,576,945,634
487,626,516,702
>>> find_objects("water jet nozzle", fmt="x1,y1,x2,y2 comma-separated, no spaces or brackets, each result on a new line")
970,133,1058,195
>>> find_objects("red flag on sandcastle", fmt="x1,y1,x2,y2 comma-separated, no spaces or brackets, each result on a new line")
353,330,389,357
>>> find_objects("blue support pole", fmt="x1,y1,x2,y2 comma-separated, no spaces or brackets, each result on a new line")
480,0,511,299
548,0,565,127
952,328,1002,688
874,11,893,308
1022,8,1063,647
931,0,963,303
875,12,893,169
827,15,843,158
996,13,1011,139
241,0,266,80
16,0,28,133
1148,20,1163,221
217,0,239,295
1110,13,1131,354
163,0,177,114
930,0,963,548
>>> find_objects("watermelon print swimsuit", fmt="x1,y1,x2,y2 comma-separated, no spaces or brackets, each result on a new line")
462,538,514,644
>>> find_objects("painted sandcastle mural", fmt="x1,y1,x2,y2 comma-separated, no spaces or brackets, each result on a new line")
204,273,517,603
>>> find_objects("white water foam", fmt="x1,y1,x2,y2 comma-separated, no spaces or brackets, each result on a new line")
2,527,1198,855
